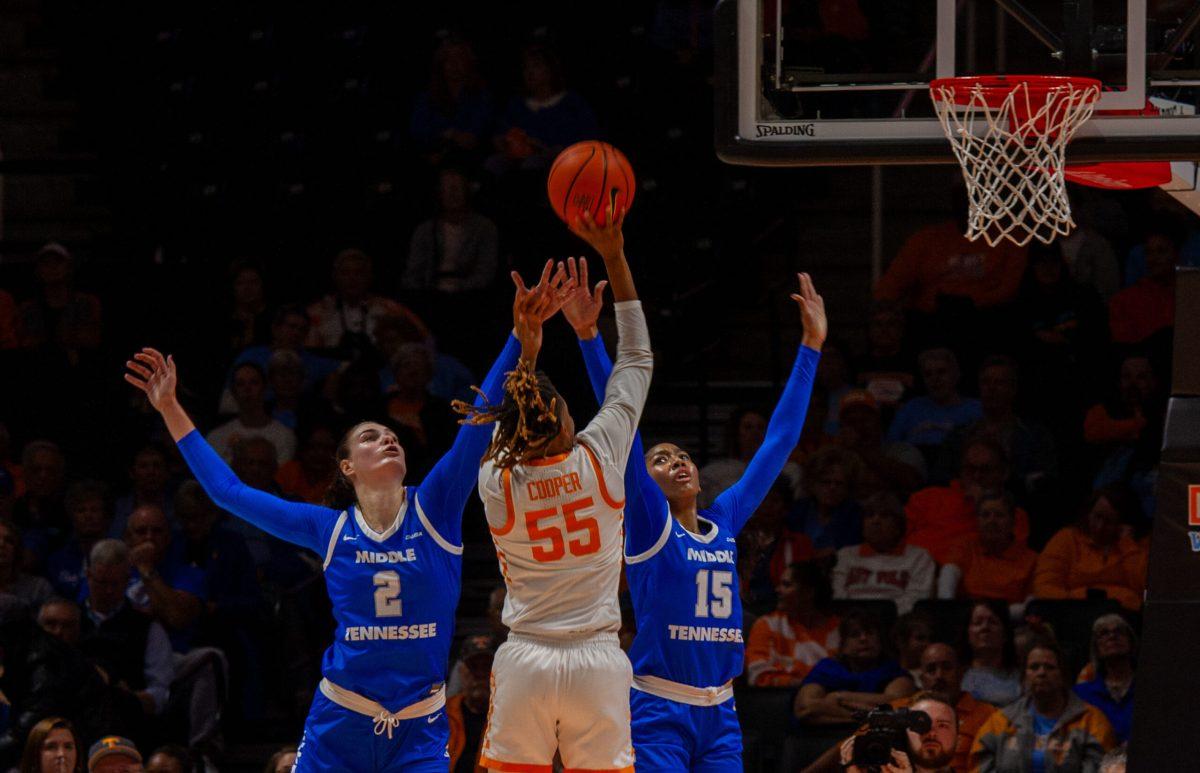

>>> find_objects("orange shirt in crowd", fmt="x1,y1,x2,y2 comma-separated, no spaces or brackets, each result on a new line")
276,461,333,505
744,610,840,686
874,221,1028,313
905,480,1030,565
893,691,996,773
1108,279,1174,344
1082,404,1145,445
1032,527,1148,611
943,538,1038,603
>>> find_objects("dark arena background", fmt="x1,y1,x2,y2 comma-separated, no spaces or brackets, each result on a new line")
1,0,1198,771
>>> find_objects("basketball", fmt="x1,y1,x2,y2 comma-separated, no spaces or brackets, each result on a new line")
546,140,636,226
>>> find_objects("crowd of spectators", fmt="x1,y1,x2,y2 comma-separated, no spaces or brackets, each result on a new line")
0,3,1193,772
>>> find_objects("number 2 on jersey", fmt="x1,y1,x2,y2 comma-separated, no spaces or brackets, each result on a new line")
694,569,733,618
525,496,601,562
373,571,402,617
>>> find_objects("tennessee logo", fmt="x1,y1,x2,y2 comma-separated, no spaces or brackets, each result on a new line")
1190,485,1200,526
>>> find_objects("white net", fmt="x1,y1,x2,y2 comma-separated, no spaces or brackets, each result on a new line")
930,77,1101,247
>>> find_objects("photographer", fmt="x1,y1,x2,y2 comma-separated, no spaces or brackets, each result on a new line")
835,695,959,773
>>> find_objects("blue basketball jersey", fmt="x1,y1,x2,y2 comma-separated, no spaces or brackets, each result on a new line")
318,490,462,710
626,507,745,687
577,336,819,689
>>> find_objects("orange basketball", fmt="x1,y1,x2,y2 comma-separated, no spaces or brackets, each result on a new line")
546,140,635,226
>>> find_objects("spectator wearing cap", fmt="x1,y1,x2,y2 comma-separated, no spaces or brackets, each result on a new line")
447,635,496,772
934,356,1057,496
86,736,142,773
746,561,840,686
937,491,1038,611
831,492,935,615
206,362,297,464
1073,614,1136,743
904,437,1031,565
0,519,53,614
887,348,982,457
787,447,863,555
45,480,110,599
1033,486,1148,612
17,243,102,354
1109,213,1184,344
833,389,925,496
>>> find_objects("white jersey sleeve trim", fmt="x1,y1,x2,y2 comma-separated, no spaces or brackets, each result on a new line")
625,506,673,564
322,511,349,570
413,493,464,556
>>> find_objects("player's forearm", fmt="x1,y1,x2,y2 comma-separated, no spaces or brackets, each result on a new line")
602,249,637,302
158,397,197,442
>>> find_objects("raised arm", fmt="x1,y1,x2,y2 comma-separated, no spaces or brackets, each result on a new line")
564,257,669,556
713,274,825,534
125,348,332,553
419,261,574,539
571,210,653,473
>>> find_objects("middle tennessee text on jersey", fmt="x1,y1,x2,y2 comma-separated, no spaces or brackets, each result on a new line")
626,510,746,682
321,493,462,710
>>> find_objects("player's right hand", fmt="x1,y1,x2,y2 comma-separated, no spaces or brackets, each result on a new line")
124,347,179,412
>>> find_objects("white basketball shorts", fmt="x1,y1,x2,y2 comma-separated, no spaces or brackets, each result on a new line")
479,631,634,772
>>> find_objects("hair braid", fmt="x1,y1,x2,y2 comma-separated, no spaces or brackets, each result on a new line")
452,360,563,468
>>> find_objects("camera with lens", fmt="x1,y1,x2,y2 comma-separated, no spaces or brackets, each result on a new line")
849,705,931,771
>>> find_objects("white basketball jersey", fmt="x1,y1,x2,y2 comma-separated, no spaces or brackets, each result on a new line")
479,300,652,638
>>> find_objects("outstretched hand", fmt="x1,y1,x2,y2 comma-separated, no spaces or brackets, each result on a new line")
791,272,827,350
124,348,180,412
511,260,576,362
570,205,626,263
561,257,608,338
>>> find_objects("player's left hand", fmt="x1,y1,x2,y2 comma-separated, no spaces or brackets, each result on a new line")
791,272,827,350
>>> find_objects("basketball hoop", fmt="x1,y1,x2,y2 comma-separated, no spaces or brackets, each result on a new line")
930,75,1101,247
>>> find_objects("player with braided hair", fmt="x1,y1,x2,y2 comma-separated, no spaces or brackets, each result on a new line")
460,208,650,773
